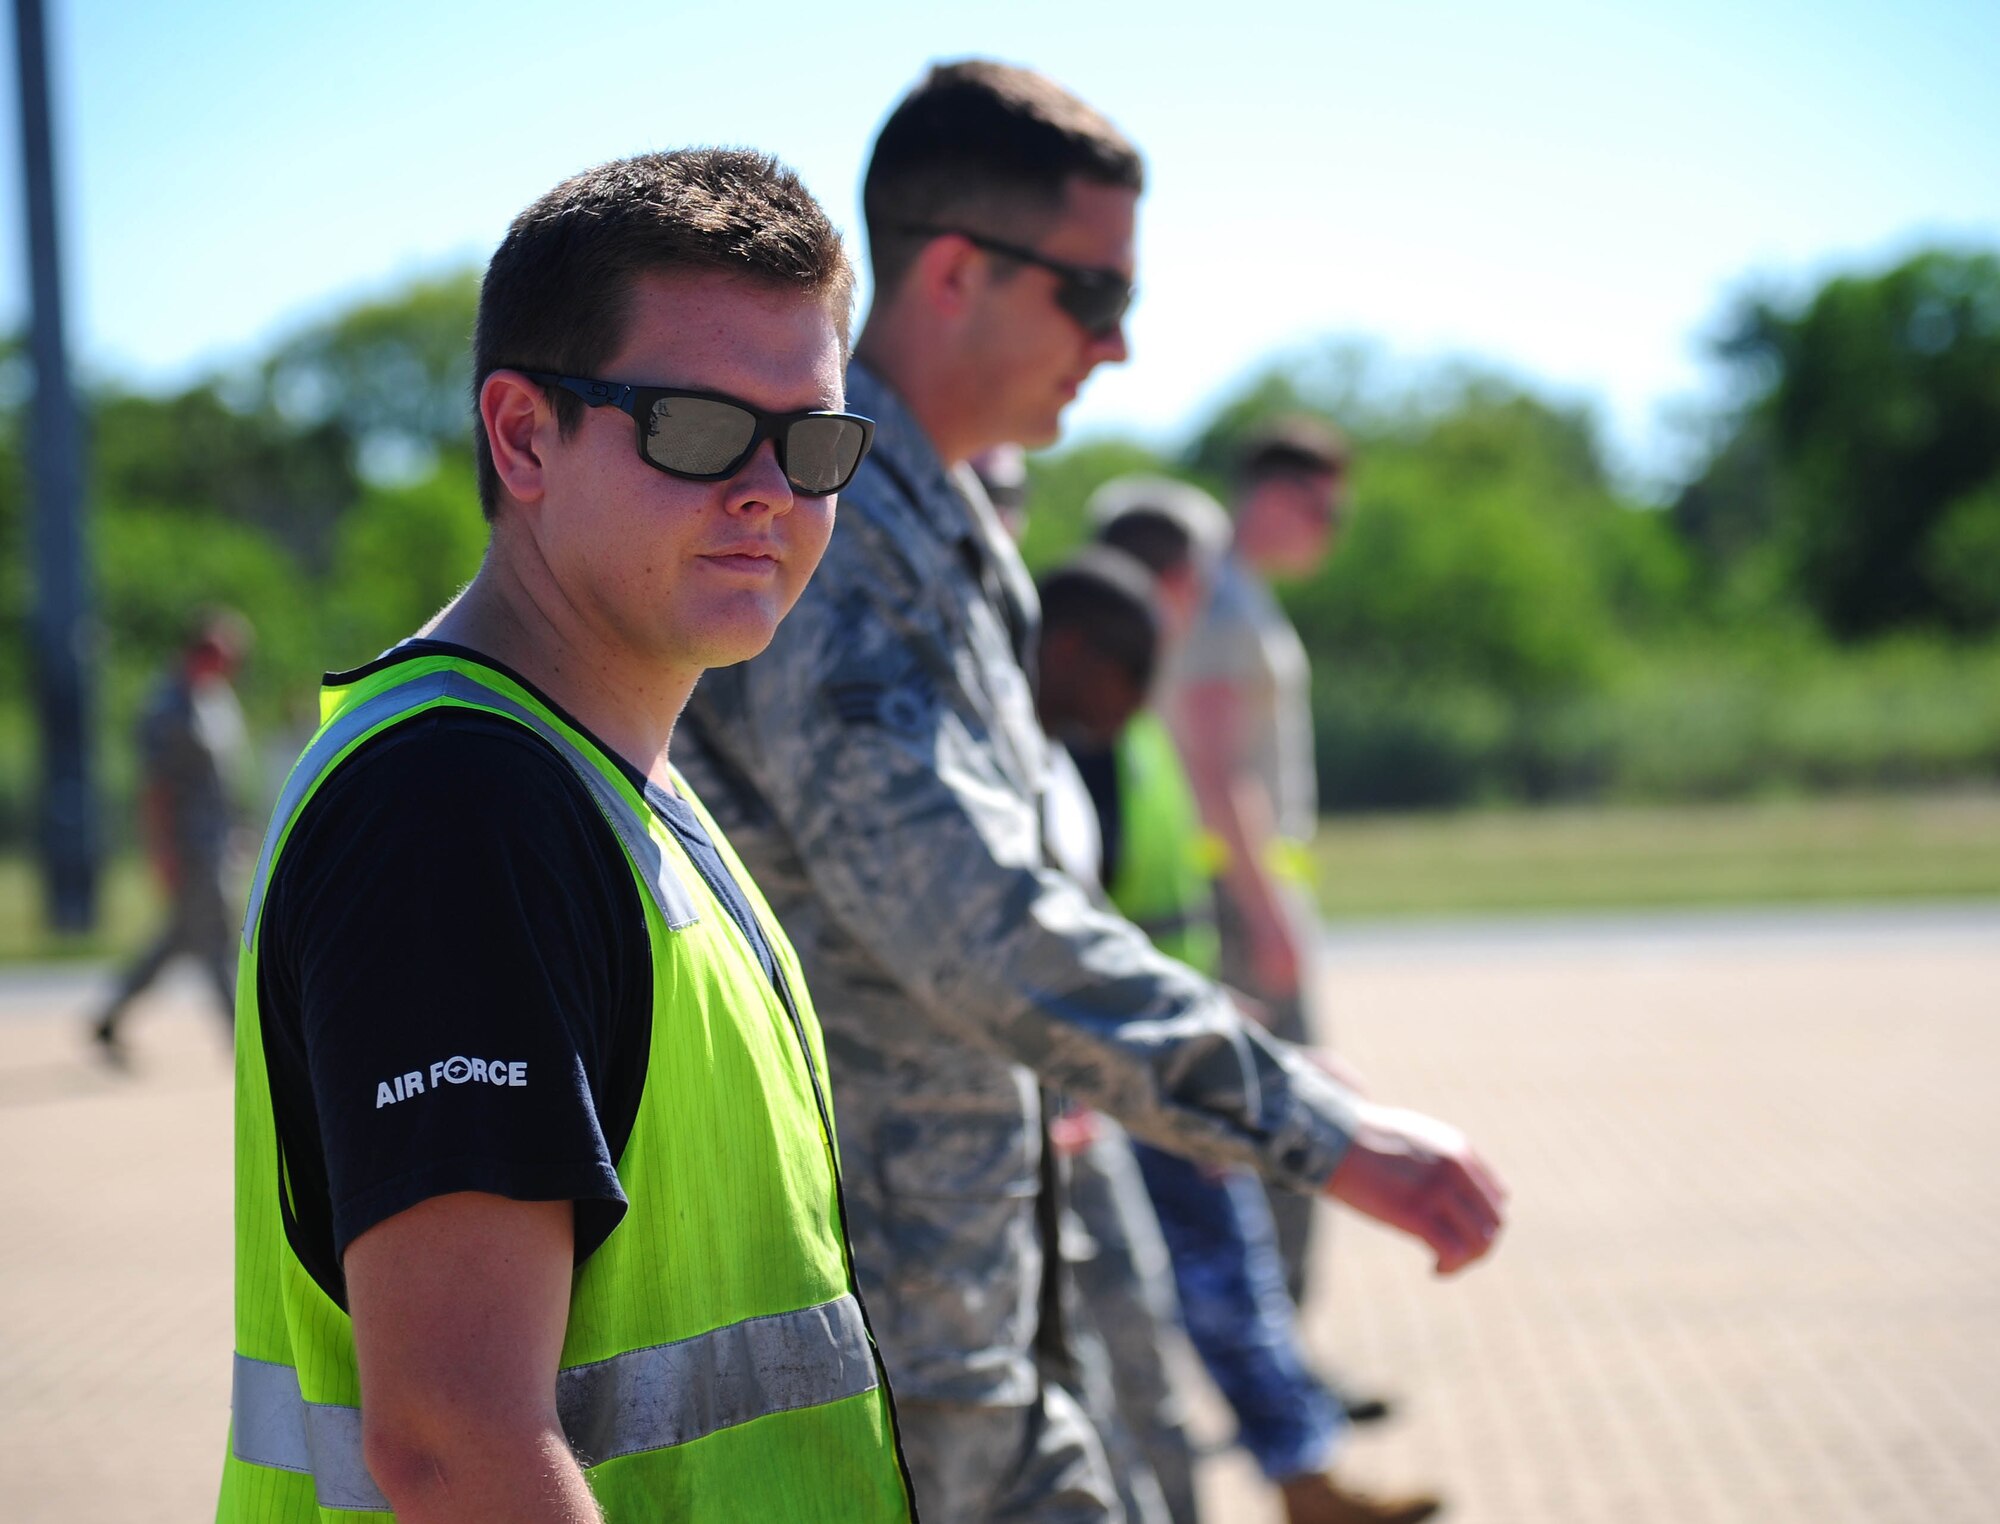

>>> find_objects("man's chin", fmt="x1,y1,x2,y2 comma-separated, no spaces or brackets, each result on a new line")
682,608,786,672
698,631,780,670
1018,408,1067,451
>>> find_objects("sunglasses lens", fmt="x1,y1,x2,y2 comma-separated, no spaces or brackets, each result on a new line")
646,395,757,476
1058,278,1132,338
783,416,870,495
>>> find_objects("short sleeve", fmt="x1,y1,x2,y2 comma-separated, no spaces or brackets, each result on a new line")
259,710,650,1292
1173,581,1266,687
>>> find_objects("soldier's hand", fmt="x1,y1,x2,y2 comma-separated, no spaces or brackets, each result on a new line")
1048,1107,1100,1158
1325,1102,1506,1276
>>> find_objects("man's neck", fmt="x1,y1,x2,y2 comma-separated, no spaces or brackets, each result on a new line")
424,542,695,794
1229,519,1280,582
853,313,989,469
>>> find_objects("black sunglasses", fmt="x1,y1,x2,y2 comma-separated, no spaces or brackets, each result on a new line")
521,372,876,497
896,224,1134,337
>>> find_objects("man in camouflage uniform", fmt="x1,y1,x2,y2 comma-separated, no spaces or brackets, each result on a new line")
675,61,1505,1524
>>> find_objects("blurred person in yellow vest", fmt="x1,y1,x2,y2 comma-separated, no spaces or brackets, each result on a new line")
216,150,912,1522
1033,546,1202,1524
976,460,1206,1524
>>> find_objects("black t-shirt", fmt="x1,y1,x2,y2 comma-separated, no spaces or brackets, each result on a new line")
1068,742,1124,886
258,643,778,1310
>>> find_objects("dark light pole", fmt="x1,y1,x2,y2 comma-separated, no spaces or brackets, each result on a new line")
13,0,97,930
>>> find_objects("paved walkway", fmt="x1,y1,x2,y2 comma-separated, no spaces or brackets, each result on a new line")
2,906,1996,1522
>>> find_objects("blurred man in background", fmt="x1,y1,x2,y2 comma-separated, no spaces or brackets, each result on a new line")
983,461,1204,1524
1169,421,1352,1311
89,608,252,1062
676,60,1502,1524
1034,547,1203,1524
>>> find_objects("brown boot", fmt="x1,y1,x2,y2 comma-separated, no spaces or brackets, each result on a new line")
1280,1471,1443,1524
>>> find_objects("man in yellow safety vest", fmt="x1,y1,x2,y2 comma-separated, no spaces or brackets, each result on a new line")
218,150,913,1522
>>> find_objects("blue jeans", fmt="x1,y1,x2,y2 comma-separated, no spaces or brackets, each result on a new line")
1132,1142,1344,1482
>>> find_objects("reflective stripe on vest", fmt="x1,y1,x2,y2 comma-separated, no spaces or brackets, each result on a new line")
232,1293,878,1512
243,667,700,950
1131,908,1216,943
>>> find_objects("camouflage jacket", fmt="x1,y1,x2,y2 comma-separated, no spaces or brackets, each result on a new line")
673,362,1359,1406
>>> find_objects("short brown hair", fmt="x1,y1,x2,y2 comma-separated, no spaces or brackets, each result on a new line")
1090,476,1230,575
473,149,854,517
1099,510,1196,578
863,59,1143,298
1037,547,1160,691
1238,417,1350,487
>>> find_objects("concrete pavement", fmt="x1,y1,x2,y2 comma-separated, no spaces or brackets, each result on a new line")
2,906,1996,1522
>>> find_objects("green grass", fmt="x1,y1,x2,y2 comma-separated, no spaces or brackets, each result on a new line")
1312,790,2000,919
0,854,160,964
5,790,1998,960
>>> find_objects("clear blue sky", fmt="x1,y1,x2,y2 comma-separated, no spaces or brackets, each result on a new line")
4,0,1997,489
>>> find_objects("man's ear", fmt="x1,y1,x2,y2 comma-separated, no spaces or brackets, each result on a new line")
480,370,552,509
910,234,986,325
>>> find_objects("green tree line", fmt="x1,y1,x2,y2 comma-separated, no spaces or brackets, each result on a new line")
1025,248,2000,807
3,248,1999,840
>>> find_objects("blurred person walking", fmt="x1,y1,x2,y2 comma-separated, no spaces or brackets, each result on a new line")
217,151,912,1522
1168,423,1351,1311
1035,549,1203,1524
984,463,1203,1524
675,60,1502,1524
1092,482,1438,1523
89,608,252,1062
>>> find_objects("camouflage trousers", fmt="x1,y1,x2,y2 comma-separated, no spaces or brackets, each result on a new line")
1066,1125,1201,1524
895,1382,1123,1524
95,861,236,1036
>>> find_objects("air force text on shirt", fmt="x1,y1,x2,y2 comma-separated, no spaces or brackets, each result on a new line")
375,1055,529,1108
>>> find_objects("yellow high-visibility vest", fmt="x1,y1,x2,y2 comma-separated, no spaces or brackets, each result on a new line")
218,650,913,1521
1107,712,1223,977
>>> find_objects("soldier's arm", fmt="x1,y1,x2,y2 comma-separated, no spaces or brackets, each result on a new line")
707,579,1360,1196
345,1193,603,1523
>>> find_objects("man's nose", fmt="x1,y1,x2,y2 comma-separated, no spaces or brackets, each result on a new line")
725,438,795,514
1090,320,1131,367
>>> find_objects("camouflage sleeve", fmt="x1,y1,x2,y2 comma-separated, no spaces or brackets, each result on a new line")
709,571,1359,1195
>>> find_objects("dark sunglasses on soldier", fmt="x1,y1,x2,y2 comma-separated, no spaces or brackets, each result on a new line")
896,225,1135,338
522,372,876,497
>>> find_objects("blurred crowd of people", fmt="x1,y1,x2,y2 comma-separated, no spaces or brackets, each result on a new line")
1013,436,1413,1524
